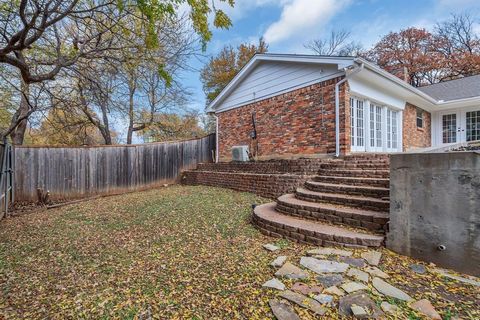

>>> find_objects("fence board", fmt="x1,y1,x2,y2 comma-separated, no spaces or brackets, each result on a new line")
14,134,216,201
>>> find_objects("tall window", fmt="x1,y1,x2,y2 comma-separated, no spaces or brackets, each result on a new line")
416,108,424,128
466,111,480,142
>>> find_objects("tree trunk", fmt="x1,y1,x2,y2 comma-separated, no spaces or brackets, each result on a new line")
126,80,135,144
99,104,112,145
9,80,30,145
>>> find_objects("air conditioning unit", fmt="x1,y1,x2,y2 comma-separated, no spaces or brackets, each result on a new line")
232,145,249,161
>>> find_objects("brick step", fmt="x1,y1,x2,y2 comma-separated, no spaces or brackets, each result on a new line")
320,162,390,170
317,169,390,178
313,175,390,188
253,203,384,248
304,181,390,198
295,188,389,212
342,154,390,161
276,194,388,232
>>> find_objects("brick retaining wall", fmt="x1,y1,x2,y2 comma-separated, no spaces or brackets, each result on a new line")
182,170,313,199
196,158,332,175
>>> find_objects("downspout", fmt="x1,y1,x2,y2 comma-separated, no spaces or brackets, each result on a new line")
335,62,364,157
214,114,219,163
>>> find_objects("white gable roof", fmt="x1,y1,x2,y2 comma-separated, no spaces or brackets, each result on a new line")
206,54,355,113
206,54,480,113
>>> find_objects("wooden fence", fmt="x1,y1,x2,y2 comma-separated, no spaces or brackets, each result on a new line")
14,134,216,202
0,141,14,217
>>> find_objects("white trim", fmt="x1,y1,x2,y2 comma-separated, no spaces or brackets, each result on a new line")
208,54,480,115
433,105,480,147
215,71,344,114
214,114,219,163
208,54,356,113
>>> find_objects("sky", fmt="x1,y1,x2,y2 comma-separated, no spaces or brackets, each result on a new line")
180,0,480,113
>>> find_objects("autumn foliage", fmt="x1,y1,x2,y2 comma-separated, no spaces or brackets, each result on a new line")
200,38,268,104
365,14,480,86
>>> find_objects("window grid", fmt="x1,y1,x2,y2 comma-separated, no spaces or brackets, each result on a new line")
356,100,364,147
392,111,398,149
442,114,457,144
387,110,391,148
466,111,480,142
350,98,355,145
370,106,375,147
416,108,423,128
376,106,382,148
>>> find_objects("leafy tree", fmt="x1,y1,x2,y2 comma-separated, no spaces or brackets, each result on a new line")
0,0,234,144
27,108,107,146
139,112,206,143
434,13,480,80
200,38,268,104
364,27,445,86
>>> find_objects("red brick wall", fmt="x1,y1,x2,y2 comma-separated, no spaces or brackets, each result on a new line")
217,77,348,161
403,103,431,150
182,171,312,199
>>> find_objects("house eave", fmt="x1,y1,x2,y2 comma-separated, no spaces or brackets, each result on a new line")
206,53,356,113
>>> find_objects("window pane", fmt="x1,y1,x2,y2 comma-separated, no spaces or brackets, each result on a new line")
466,111,480,142
356,100,364,146
442,114,457,143
376,106,382,147
416,108,423,128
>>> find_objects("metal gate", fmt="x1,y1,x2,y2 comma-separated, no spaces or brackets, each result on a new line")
0,140,14,218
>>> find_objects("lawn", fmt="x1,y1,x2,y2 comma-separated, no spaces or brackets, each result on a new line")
0,185,478,319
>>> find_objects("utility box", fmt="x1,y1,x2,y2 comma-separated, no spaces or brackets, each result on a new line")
231,146,249,161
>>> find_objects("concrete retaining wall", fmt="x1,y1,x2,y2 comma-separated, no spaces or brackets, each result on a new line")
387,151,480,276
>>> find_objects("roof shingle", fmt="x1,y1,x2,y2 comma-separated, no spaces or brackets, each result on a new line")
417,75,480,101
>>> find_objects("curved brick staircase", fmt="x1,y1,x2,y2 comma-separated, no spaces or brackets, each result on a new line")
253,155,390,248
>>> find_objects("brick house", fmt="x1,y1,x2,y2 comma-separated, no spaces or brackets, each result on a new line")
206,54,480,161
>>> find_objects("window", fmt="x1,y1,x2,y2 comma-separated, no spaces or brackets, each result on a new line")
416,108,424,128
466,111,480,142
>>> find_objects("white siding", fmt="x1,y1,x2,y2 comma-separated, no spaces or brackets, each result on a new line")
216,61,342,112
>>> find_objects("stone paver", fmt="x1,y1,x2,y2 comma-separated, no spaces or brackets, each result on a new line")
351,304,368,318
339,256,366,268
313,294,334,305
291,282,322,295
364,266,389,279
410,264,426,274
275,262,309,279
341,281,368,293
380,301,398,314
339,292,384,319
269,299,301,320
317,274,344,287
361,251,382,266
279,290,327,315
433,268,480,287
323,286,345,296
307,248,353,257
372,277,413,301
410,299,442,320
300,257,349,274
347,268,369,283
271,256,287,268
262,278,286,291
264,243,280,252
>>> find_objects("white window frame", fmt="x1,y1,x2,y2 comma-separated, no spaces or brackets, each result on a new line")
350,97,366,152
350,95,402,153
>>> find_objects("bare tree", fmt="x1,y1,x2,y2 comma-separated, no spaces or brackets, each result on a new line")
434,13,480,79
305,30,363,56
116,15,199,144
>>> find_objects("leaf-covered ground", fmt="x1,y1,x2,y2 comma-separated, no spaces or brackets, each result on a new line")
0,185,478,319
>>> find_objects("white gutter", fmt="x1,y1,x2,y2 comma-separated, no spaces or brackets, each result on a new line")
335,62,364,157
214,114,219,163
